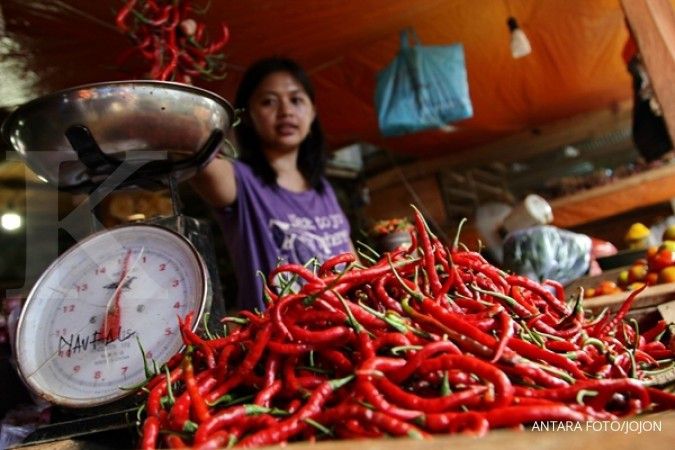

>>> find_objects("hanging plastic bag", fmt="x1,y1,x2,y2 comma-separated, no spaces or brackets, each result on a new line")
374,28,473,137
502,225,592,285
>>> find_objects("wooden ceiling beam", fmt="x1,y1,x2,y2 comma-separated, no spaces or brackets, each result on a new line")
366,101,633,191
622,0,675,144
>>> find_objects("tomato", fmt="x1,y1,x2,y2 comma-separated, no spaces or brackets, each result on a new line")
645,272,659,286
627,264,648,283
648,249,675,272
596,280,622,296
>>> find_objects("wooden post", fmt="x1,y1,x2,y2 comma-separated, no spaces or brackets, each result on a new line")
621,0,675,144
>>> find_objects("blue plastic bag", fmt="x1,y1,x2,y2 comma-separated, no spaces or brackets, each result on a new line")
374,29,473,137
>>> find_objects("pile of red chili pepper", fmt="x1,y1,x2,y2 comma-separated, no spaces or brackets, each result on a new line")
115,0,229,83
136,209,675,449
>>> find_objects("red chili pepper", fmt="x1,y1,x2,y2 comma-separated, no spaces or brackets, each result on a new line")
389,341,461,383
510,286,539,315
178,312,216,368
287,322,354,345
419,410,488,434
194,430,231,450
267,341,314,354
145,353,183,391
215,344,239,380
322,257,418,287
508,338,586,380
412,209,443,296
491,311,513,363
254,379,282,407
208,325,251,349
316,403,430,439
168,375,217,431
544,340,578,353
319,253,356,277
402,297,494,359
269,264,323,287
318,349,354,374
292,308,347,326
507,274,570,316
165,434,188,449
147,366,183,417
543,279,566,302
238,376,354,447
528,314,580,339
357,357,423,420
418,355,514,407
593,284,647,339
372,332,412,353
378,379,486,413
499,363,570,388
374,275,404,313
206,323,272,402
116,0,138,33
641,319,667,343
193,404,272,445
158,45,179,81
139,415,160,450
339,418,383,438
485,405,589,427
271,293,305,340
454,253,509,292
203,24,230,54
647,387,675,409
182,355,210,423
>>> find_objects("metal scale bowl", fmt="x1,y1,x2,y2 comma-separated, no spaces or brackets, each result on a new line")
1,81,235,445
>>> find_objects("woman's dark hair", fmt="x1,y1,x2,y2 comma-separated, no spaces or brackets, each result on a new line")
234,57,326,192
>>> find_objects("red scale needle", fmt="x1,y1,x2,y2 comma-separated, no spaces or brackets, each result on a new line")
100,249,134,341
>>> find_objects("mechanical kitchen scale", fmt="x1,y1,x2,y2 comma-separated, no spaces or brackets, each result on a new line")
1,81,236,446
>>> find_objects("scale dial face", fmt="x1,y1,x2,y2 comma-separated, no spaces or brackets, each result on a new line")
15,224,208,408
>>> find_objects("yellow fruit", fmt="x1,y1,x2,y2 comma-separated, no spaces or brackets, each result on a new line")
625,223,651,249
659,266,675,284
627,264,648,283
626,281,646,291
660,240,675,252
663,224,675,241
626,223,650,240
617,270,630,286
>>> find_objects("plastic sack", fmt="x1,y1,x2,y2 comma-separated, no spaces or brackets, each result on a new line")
502,225,592,285
374,28,473,137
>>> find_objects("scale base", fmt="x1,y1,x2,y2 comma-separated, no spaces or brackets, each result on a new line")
12,407,138,449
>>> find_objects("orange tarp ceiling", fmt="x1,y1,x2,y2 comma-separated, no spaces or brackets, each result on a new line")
1,0,635,158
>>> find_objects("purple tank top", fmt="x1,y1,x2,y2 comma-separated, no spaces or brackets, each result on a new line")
214,160,352,311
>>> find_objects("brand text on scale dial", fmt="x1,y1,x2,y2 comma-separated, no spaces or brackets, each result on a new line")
57,328,137,357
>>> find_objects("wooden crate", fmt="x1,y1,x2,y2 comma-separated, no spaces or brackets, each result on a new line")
567,268,675,313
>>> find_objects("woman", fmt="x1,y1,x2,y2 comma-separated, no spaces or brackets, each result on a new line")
191,57,352,312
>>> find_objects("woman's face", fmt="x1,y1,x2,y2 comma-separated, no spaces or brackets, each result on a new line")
247,71,316,153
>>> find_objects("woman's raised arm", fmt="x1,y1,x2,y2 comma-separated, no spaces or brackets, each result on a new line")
189,157,237,208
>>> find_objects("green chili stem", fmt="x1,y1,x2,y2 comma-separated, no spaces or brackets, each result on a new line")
304,418,333,436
